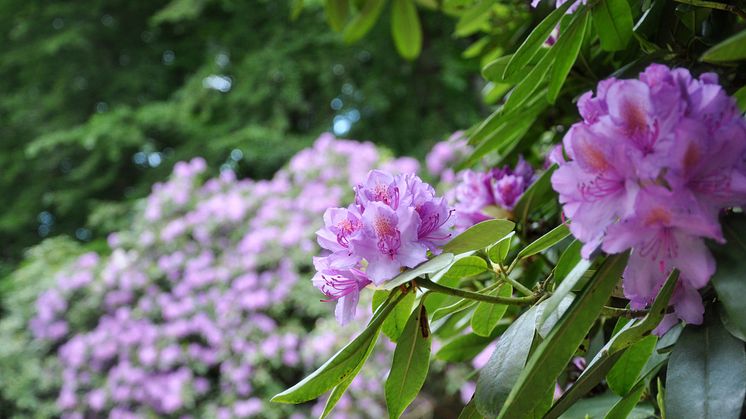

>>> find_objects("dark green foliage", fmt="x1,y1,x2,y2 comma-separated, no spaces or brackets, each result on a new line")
0,0,482,268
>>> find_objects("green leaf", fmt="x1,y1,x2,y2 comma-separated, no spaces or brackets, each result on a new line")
604,385,646,419
271,293,401,403
497,252,629,418
535,293,574,338
711,216,746,340
431,297,477,322
436,331,497,362
701,29,746,63
559,392,655,419
343,0,387,43
516,224,570,261
443,219,515,255
503,0,574,78
319,336,377,418
482,55,533,84
513,165,557,228
385,304,432,418
474,307,538,416
538,257,591,326
372,289,390,313
487,232,514,265
733,86,746,112
459,398,485,419
383,252,455,290
382,290,416,342
454,0,495,37
471,284,512,337
463,111,538,168
553,239,582,283
503,46,557,113
547,10,589,103
325,0,350,31
606,335,657,396
424,255,490,313
591,0,633,51
665,314,746,419
391,0,422,60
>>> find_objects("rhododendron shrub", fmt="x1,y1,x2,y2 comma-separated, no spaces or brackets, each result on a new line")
24,135,427,418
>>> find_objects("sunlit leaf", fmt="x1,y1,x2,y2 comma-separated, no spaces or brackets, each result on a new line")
391,0,422,60
443,219,515,255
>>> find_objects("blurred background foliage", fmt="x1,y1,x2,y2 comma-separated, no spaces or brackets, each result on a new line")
0,0,484,276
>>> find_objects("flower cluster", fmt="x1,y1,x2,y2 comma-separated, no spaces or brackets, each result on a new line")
449,158,535,230
314,170,454,324
551,64,746,329
28,134,421,418
426,131,471,183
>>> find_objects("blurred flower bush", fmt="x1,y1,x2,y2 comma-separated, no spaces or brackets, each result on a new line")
0,135,426,418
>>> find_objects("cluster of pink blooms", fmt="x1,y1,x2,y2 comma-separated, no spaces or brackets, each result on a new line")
313,170,454,324
425,131,471,183
448,159,536,230
551,64,746,330
29,135,420,418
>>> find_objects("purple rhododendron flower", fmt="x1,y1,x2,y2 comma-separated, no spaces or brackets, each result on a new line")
450,158,536,230
551,63,746,331
426,131,471,183
314,170,453,323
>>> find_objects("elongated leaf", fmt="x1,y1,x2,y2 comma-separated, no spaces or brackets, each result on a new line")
513,165,557,228
436,331,496,362
319,335,378,418
497,253,629,418
503,46,556,113
383,252,455,290
271,294,401,403
431,295,478,322
391,0,422,60
487,232,514,265
734,86,746,112
372,289,389,313
711,216,746,340
382,290,416,342
463,112,537,167
702,29,746,63
665,315,746,419
516,224,570,261
455,0,495,37
547,10,588,103
503,0,574,78
592,0,633,51
325,0,350,31
475,307,538,416
538,257,591,326
560,392,654,419
606,335,657,396
535,294,574,338
604,385,645,419
459,398,484,419
471,284,512,337
443,219,515,255
424,255,490,313
343,0,387,43
553,239,582,282
385,304,432,418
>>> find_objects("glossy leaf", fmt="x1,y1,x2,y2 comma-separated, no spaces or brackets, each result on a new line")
487,232,514,265
497,253,629,418
503,46,557,113
325,0,350,31
319,336,377,418
553,239,582,283
385,304,432,418
734,86,746,112
271,294,401,403
503,0,574,78
606,335,657,396
383,252,455,290
604,385,645,419
592,0,633,51
459,398,484,419
436,331,496,362
547,9,589,103
538,257,591,326
382,290,416,342
474,307,538,416
455,0,495,37
443,219,515,255
516,224,570,261
424,255,490,313
343,0,387,43
471,284,512,337
711,216,746,340
701,29,746,63
391,0,422,60
665,315,746,419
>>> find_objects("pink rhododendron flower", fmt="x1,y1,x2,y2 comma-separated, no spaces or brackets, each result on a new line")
450,158,536,230
551,63,746,331
314,170,454,323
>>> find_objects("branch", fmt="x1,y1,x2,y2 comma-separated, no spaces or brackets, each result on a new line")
415,276,540,306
